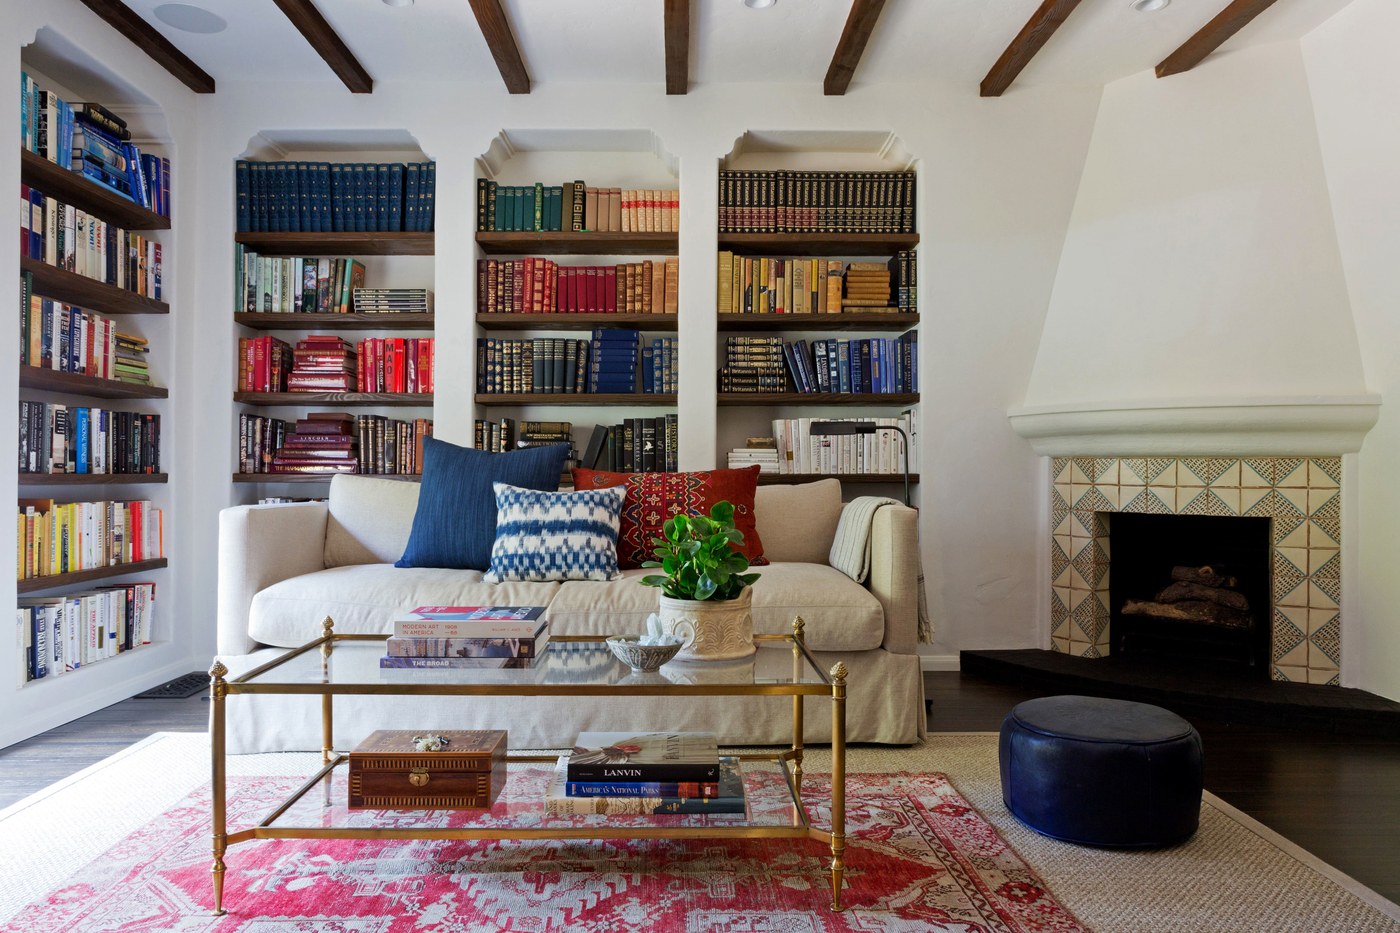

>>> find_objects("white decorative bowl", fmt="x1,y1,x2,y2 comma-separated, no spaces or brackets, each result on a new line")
606,635,682,672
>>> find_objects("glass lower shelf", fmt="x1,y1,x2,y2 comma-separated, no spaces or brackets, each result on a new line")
256,759,809,834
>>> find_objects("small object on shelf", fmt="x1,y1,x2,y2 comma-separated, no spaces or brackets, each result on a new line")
606,634,681,672
347,729,507,810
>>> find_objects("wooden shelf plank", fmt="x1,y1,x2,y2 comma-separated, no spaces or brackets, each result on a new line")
476,231,678,256
22,257,170,315
17,558,169,594
19,473,167,486
20,150,170,230
717,392,918,406
232,473,421,484
476,313,678,332
475,393,677,406
234,231,435,256
234,392,432,407
756,472,920,485
717,312,919,331
20,368,168,400
235,312,435,331
717,232,918,256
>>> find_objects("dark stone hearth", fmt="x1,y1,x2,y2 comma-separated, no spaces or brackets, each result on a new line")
961,648,1400,738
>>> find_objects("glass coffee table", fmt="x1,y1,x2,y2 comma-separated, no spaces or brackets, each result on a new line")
208,617,850,915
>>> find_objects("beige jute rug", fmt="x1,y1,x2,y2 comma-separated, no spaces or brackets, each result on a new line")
0,731,1395,932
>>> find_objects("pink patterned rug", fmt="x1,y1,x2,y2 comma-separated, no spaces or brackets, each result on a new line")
1,770,1087,932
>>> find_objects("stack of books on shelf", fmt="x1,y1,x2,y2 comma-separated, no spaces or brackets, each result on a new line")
716,253,918,315
113,333,151,385
380,606,549,671
18,582,156,684
356,337,434,393
546,732,744,817
356,415,432,476
21,189,163,297
289,336,354,393
642,337,677,394
18,404,160,476
478,258,680,315
352,287,433,314
477,181,679,233
718,335,788,393
476,338,589,394
717,169,915,234
589,329,639,394
725,438,780,473
237,414,288,474
842,262,890,308
773,414,918,476
21,75,171,215
237,335,293,392
268,413,356,475
235,160,436,233
578,416,678,474
17,498,164,581
234,251,365,314
783,332,918,395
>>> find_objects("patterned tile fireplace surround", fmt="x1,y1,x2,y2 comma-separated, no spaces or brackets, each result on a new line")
1051,456,1342,685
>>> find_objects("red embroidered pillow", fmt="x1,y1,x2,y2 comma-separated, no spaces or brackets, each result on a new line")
570,466,767,570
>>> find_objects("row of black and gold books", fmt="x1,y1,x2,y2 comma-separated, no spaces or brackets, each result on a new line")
717,170,915,234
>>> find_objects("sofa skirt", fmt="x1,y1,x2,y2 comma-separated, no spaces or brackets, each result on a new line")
216,648,926,753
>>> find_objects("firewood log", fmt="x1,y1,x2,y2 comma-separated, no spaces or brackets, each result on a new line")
1155,581,1249,611
1170,565,1237,588
1121,599,1252,630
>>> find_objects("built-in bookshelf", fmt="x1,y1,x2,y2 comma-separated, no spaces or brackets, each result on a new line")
231,135,437,489
714,136,921,492
13,39,177,718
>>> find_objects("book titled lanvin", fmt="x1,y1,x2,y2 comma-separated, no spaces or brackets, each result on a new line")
567,732,721,783
547,756,746,816
390,605,547,638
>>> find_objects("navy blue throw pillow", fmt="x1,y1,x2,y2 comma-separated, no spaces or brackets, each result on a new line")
395,437,570,570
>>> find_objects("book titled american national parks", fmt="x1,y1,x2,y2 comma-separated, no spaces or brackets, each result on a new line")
568,731,720,783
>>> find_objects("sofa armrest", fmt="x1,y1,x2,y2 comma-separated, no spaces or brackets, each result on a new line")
866,503,920,655
217,502,330,655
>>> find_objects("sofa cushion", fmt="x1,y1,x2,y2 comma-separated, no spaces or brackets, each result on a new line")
396,437,570,571
484,483,626,583
548,563,884,652
324,474,421,568
571,465,766,569
248,564,561,648
753,479,843,564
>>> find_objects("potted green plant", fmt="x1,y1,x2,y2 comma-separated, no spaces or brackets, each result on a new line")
639,500,761,661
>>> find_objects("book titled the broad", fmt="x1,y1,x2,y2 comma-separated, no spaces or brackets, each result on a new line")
547,756,746,816
390,605,547,638
567,731,720,783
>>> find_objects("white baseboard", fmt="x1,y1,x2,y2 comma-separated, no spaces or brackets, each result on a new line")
919,654,960,672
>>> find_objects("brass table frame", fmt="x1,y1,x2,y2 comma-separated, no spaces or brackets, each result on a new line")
209,617,849,916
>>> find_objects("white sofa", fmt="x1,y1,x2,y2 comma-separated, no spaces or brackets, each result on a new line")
216,475,927,752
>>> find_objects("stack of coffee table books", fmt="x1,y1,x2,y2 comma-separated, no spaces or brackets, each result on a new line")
546,731,747,817
379,605,548,673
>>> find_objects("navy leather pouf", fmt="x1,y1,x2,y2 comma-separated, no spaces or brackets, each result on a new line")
999,695,1203,847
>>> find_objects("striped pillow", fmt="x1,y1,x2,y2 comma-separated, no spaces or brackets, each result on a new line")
483,483,627,583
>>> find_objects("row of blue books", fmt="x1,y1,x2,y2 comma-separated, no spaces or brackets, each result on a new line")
235,160,436,234
589,329,638,394
782,332,919,395
641,337,677,395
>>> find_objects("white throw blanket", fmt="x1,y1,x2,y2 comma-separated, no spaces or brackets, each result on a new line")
829,496,933,643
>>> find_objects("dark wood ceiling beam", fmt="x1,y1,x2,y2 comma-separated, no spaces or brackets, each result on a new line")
468,0,531,94
980,0,1085,98
1156,0,1282,78
664,0,690,95
824,0,886,96
271,0,373,93
75,0,215,94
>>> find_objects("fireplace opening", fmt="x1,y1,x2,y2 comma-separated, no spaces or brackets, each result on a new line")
1109,513,1272,675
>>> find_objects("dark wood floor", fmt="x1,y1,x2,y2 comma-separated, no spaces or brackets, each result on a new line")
1,672,1397,905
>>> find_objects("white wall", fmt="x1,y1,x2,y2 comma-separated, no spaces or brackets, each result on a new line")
1303,0,1400,702
1025,41,1365,407
184,79,1102,666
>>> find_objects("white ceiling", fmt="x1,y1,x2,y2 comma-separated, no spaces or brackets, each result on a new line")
119,0,1357,91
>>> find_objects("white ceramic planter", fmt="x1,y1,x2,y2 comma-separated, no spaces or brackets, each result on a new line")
657,589,756,662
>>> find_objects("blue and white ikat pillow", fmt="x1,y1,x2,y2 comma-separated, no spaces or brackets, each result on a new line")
483,482,627,583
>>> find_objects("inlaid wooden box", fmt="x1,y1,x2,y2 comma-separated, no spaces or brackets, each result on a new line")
348,730,507,810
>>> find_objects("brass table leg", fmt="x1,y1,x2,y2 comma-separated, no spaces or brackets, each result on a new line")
829,661,848,912
209,660,229,916
791,617,806,800
321,617,335,766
